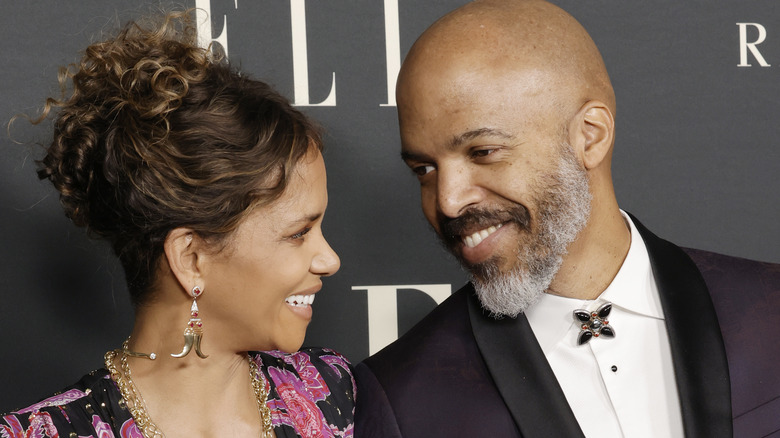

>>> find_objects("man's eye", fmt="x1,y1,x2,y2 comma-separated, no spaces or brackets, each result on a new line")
471,148,496,158
412,165,435,176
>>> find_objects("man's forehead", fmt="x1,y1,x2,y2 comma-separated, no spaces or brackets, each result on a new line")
399,54,560,107
397,0,614,115
398,68,560,136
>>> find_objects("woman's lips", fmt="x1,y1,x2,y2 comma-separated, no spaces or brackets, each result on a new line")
284,286,320,320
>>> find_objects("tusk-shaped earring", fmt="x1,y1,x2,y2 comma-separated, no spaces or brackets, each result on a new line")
172,287,208,359
193,332,208,359
171,331,196,358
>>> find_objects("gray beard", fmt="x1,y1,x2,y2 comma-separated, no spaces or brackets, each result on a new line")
471,143,592,318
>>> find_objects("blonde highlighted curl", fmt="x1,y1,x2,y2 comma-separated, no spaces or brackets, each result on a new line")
35,12,322,305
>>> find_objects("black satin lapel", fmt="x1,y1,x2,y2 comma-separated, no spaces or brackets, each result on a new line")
631,215,732,437
468,290,585,438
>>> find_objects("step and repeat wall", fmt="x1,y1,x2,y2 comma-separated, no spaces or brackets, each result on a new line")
1,0,777,411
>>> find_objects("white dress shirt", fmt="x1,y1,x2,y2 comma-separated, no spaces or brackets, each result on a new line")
525,212,684,438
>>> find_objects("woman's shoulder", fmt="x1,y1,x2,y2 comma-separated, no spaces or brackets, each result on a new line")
1,369,137,438
254,347,353,383
256,346,352,362
253,348,355,436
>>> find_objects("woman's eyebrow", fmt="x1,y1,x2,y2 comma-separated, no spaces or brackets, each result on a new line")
289,212,323,224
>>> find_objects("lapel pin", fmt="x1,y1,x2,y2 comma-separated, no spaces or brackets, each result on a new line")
573,302,615,345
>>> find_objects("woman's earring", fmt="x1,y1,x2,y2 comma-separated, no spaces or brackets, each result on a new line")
171,285,209,359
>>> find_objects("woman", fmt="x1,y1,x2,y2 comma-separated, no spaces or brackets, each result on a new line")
1,12,353,438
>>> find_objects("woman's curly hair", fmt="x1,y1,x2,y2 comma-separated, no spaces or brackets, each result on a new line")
35,12,322,306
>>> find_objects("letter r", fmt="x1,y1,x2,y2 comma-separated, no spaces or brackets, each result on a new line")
737,23,770,67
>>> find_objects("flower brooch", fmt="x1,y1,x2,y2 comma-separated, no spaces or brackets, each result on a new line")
573,302,615,345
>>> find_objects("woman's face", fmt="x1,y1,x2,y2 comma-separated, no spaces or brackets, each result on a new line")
205,151,340,353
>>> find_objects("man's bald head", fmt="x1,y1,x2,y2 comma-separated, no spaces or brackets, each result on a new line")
398,0,615,122
397,0,627,310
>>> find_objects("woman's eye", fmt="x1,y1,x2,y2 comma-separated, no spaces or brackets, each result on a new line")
289,227,312,240
412,164,435,176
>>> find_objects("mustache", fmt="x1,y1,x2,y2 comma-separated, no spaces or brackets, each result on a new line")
439,205,531,245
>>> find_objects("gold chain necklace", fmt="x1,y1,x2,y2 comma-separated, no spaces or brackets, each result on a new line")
104,341,273,438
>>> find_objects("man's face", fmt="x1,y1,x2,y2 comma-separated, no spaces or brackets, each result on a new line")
399,67,592,316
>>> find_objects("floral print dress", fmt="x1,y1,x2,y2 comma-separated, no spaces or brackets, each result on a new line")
0,348,355,438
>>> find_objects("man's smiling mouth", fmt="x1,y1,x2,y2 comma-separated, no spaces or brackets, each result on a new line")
462,223,503,248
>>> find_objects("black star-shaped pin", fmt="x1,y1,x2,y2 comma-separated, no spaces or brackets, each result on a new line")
573,302,616,345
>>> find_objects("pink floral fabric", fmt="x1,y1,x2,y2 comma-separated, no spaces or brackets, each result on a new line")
256,348,355,438
0,372,141,438
1,348,354,438
11,412,59,438
0,415,24,438
13,390,87,415
91,415,115,438
118,419,143,438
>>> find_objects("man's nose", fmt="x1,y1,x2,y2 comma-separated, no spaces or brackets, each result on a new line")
436,165,483,218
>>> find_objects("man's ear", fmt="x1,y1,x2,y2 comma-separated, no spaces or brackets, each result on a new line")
571,100,615,170
163,227,204,296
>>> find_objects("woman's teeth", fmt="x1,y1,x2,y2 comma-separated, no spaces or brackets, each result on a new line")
462,223,503,248
285,294,315,307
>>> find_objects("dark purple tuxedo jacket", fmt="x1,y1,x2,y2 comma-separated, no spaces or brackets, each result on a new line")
355,218,780,437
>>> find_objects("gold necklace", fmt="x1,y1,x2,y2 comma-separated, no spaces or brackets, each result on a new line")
104,341,273,438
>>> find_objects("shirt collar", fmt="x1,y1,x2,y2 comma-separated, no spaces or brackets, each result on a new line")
526,210,664,355
602,210,664,320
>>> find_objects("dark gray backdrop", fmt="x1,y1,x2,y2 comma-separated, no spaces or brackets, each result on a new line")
1,0,778,412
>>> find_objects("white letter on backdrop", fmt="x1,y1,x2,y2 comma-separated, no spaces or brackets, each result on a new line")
353,284,451,355
381,0,401,107
195,0,238,57
290,0,337,106
737,23,770,67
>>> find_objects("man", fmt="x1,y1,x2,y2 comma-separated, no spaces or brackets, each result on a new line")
354,0,780,437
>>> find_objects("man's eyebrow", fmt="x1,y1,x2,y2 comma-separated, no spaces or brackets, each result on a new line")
447,128,514,150
400,150,424,162
400,128,515,163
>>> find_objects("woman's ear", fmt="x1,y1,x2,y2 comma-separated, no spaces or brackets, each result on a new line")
570,100,615,170
163,228,203,296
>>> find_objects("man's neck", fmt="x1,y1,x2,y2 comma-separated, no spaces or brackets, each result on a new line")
547,207,631,300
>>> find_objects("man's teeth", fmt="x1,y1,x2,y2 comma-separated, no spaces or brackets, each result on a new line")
462,224,503,248
285,294,315,307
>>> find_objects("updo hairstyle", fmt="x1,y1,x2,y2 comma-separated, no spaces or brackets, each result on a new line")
36,12,322,306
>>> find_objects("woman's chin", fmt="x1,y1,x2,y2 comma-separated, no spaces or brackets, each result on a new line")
267,340,305,354
256,330,308,353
